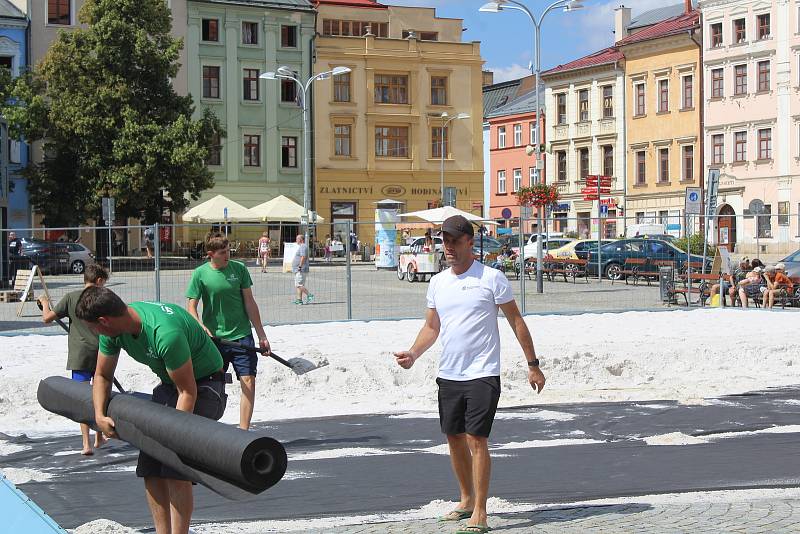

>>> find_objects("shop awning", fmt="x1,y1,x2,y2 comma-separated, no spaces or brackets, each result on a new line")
181,195,259,223
399,206,496,225
250,195,325,223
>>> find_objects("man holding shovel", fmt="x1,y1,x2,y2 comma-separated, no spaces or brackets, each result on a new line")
394,215,545,534
186,232,270,430
38,263,109,455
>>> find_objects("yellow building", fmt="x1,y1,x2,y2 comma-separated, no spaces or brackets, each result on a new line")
313,0,485,241
618,5,702,237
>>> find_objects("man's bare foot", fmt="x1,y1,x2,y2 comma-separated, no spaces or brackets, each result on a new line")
81,448,94,456
94,434,107,449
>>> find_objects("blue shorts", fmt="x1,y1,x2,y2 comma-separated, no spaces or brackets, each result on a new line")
218,334,258,379
71,370,93,382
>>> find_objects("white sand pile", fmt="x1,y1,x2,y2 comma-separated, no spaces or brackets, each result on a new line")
1,308,798,436
71,519,140,534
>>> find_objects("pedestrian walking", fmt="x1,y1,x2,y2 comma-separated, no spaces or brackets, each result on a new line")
394,215,545,534
76,287,226,534
324,234,332,263
349,230,359,262
143,226,155,259
38,263,110,455
258,232,271,273
186,232,270,430
293,234,313,305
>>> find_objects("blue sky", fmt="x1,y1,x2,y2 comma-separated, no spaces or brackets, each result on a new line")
386,0,670,81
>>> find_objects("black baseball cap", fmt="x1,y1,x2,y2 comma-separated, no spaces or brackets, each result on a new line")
440,215,475,239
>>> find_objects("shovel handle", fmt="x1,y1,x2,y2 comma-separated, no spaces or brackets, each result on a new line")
212,337,294,370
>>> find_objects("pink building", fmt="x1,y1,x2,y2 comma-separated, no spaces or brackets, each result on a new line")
700,0,800,254
486,89,544,234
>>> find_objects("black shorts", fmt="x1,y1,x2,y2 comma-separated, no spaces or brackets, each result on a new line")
136,378,227,480
437,376,501,438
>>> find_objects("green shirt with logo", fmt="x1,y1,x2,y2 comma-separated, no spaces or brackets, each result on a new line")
98,302,223,384
185,260,253,341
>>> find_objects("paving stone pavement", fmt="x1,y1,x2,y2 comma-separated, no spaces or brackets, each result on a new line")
305,500,800,533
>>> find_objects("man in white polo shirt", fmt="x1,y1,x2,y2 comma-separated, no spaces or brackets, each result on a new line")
394,215,545,534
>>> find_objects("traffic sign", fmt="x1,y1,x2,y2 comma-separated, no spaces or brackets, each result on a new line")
599,204,609,216
599,178,613,187
706,169,720,216
582,187,598,194
586,176,598,186
101,197,115,226
685,187,702,215
501,207,512,219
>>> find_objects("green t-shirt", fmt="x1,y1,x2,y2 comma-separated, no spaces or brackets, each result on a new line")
98,302,223,384
53,289,99,371
185,260,253,340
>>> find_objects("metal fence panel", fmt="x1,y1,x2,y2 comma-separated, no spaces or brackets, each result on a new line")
1,213,797,333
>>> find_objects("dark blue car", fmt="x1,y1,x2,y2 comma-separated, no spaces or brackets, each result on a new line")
582,238,713,280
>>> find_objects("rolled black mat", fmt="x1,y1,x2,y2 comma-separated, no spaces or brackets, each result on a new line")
37,376,287,499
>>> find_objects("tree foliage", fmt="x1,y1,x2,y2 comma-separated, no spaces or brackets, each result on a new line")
4,0,223,226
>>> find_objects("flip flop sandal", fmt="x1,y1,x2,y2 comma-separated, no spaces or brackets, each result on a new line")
438,509,473,522
455,525,491,534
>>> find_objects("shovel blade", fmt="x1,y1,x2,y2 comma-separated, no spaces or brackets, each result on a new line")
286,357,328,375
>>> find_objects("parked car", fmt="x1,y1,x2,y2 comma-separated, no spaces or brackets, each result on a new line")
18,238,71,275
472,236,504,260
547,239,615,260
584,238,712,280
777,249,800,277
400,236,443,254
520,237,574,260
64,242,95,275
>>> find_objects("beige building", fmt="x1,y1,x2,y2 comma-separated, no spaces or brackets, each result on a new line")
618,3,703,237
313,0,485,242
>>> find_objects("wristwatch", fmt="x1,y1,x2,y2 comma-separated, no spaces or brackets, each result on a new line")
527,358,540,368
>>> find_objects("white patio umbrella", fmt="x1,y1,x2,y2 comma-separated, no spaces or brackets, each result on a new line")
399,205,496,225
181,194,259,223
250,195,325,223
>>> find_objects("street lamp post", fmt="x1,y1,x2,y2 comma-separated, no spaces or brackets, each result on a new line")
480,0,585,294
439,112,470,206
260,66,352,244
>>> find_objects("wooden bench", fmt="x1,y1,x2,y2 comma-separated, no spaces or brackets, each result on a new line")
564,259,589,283
615,257,647,286
544,257,586,283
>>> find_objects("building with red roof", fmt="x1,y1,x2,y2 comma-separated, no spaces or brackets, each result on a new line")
540,45,626,239
618,0,702,239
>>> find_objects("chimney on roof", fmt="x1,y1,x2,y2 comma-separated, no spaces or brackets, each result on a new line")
614,5,631,43
685,0,692,13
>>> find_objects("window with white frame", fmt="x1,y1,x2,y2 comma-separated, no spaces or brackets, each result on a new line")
658,148,669,183
682,145,693,182
48,0,71,25
513,168,522,192
513,124,522,147
498,170,506,194
530,122,536,145
635,83,645,116
602,86,613,118
734,131,747,162
498,126,506,148
682,75,693,109
529,167,535,187
758,128,772,160
779,201,789,226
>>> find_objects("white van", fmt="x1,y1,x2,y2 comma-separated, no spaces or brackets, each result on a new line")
625,223,665,238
